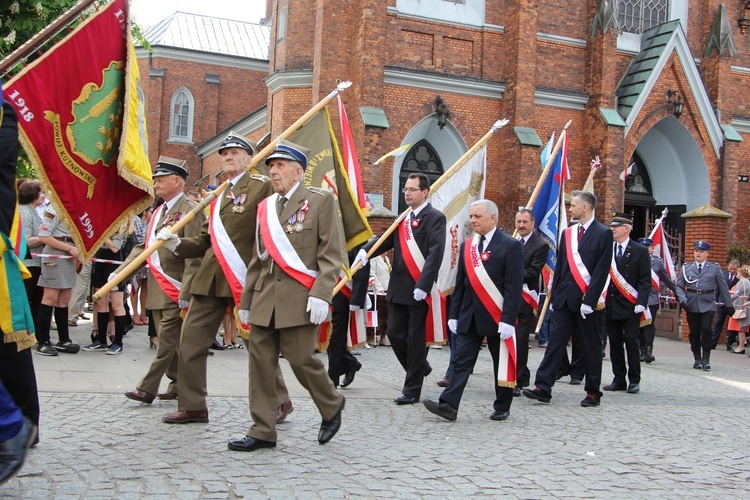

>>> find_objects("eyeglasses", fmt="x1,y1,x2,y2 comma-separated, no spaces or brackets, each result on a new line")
402,187,423,193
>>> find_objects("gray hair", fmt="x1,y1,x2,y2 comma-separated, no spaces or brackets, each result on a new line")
571,190,597,209
470,199,498,218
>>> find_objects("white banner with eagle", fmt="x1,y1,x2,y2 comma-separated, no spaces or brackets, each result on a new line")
427,144,486,295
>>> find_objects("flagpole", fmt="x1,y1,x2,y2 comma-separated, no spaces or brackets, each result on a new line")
0,0,99,76
94,81,353,301
524,120,572,211
332,118,510,297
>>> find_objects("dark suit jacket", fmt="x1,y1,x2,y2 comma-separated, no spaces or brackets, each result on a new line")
365,203,446,306
450,230,524,335
178,173,273,298
716,270,739,304
519,231,548,315
605,239,651,320
552,220,614,311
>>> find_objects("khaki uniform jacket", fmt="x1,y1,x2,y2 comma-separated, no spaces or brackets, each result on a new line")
177,173,273,298
240,184,342,329
115,194,205,309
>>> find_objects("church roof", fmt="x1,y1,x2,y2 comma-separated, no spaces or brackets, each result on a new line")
144,12,270,61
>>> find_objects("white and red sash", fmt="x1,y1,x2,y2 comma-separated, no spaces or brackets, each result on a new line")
257,194,319,289
462,235,516,387
564,226,607,308
521,284,539,314
337,271,367,349
609,252,652,326
209,192,247,306
650,268,660,294
145,204,181,304
398,214,446,345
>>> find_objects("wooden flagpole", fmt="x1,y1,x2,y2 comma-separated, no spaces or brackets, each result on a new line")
332,118,510,296
94,81,353,300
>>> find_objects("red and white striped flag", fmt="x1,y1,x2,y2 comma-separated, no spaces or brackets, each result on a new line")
619,163,634,183
648,210,677,280
337,95,367,213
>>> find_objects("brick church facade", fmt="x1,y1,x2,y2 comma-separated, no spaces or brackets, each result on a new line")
138,0,750,263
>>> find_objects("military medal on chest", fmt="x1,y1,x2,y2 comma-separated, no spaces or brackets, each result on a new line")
286,199,310,233
232,193,247,213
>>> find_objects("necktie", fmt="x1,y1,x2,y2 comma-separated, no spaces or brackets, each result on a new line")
578,224,584,240
226,181,234,199
479,235,486,254
159,204,169,223
698,263,703,274
519,236,525,246
277,196,287,216
410,211,415,221
615,244,623,263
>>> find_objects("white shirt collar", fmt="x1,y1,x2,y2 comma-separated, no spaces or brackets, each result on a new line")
410,201,428,218
163,193,183,212
281,181,301,201
229,171,246,188
480,227,496,244
519,233,531,244
616,238,630,251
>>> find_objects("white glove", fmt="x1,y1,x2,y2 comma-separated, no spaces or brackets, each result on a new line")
353,248,368,268
349,304,361,311
413,288,427,301
239,309,251,325
178,299,190,309
108,272,117,283
156,228,180,251
307,297,329,325
365,295,372,310
634,305,646,314
498,322,515,340
448,319,458,334
580,303,594,319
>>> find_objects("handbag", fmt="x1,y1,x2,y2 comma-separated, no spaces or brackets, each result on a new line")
731,281,747,319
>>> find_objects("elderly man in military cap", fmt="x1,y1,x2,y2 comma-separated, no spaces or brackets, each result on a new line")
111,157,205,404
231,139,345,451
675,241,734,370
156,133,291,424
603,213,651,394
636,237,677,364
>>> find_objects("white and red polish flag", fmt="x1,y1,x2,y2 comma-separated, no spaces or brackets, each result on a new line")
337,95,367,213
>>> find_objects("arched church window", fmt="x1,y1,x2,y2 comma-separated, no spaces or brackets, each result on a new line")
618,0,669,34
397,139,443,213
169,87,194,143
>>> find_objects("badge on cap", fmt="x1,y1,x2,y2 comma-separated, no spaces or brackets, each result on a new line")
694,240,711,251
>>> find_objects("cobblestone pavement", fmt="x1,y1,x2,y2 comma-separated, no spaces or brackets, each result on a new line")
3,321,750,498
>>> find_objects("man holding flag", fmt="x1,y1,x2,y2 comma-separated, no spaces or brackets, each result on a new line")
356,173,446,405
524,191,613,407
422,200,522,421
637,237,677,363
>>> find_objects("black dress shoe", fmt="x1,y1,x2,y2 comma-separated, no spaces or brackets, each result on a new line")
436,377,450,388
693,359,702,369
626,383,640,394
580,393,601,407
227,436,276,452
489,410,509,421
732,349,746,355
423,399,457,421
394,394,419,405
318,397,345,444
569,378,582,386
340,365,361,388
701,359,711,371
603,382,626,391
512,387,521,397
522,387,551,403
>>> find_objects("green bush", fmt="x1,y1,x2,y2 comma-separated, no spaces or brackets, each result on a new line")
727,245,750,266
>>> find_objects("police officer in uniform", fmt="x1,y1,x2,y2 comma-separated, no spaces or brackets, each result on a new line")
675,241,733,370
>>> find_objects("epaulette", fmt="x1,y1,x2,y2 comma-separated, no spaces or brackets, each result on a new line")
250,174,270,182
308,187,328,196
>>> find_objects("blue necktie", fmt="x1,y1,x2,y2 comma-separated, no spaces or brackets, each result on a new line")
615,244,622,263
479,235,486,254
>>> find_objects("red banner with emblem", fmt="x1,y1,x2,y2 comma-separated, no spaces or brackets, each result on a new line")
5,0,153,260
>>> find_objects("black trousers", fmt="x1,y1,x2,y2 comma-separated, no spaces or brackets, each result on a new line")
686,311,714,358
327,294,362,387
0,337,40,428
638,304,658,347
534,305,603,397
386,302,429,399
439,322,513,413
515,308,535,388
606,315,642,385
